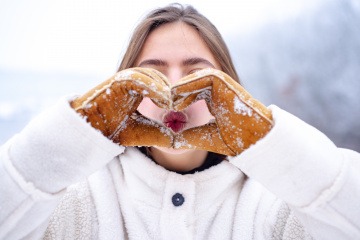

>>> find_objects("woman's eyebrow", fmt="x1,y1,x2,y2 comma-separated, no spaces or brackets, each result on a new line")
138,57,215,68
183,57,215,68
138,59,168,67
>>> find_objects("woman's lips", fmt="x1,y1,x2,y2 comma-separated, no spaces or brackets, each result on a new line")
163,111,187,133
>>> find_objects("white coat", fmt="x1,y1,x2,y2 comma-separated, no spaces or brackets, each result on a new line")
0,97,359,239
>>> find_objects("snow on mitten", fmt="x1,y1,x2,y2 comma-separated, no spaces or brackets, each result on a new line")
172,68,273,156
71,67,173,147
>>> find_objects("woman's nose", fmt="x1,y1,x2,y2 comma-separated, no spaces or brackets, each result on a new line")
166,69,184,85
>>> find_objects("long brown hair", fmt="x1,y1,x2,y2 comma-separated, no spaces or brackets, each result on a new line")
118,3,241,84
122,3,232,161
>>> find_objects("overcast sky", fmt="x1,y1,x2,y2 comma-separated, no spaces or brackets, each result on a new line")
0,0,322,77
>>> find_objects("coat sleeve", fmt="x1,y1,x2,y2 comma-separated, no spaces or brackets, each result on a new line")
229,105,360,239
0,97,124,239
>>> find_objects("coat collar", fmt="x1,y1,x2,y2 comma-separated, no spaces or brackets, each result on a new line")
113,147,246,213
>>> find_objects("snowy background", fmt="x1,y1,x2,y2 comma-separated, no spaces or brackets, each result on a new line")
1,0,359,151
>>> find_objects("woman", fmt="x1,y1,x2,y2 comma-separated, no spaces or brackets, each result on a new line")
0,4,359,240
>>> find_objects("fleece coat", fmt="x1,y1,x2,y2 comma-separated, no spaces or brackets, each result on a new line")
0,97,359,239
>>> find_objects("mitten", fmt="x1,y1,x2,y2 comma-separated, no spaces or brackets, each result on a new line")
71,67,173,147
171,68,273,156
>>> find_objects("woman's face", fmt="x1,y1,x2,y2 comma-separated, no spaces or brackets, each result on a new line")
135,21,221,171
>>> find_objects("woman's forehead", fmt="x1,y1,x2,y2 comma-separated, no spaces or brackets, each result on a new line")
135,22,219,68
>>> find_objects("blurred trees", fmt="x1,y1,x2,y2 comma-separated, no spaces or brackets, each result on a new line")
230,0,360,151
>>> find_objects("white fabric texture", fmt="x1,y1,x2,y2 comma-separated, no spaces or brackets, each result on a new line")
0,99,359,239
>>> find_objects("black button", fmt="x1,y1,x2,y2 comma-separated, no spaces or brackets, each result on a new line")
172,193,185,206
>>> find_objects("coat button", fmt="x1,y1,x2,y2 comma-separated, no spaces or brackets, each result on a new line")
172,193,185,206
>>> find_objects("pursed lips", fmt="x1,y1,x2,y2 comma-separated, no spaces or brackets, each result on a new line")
162,111,187,132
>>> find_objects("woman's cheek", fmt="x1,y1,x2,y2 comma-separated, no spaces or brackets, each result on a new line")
186,100,214,127
137,97,163,121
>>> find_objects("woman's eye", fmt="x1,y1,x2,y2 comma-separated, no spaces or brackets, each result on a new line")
188,69,202,75
147,67,167,76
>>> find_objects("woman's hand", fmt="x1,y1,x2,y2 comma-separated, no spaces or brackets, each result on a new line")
171,69,273,156
71,68,173,147
71,67,272,155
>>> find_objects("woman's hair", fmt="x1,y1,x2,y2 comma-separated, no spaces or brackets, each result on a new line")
125,4,230,161
118,3,240,83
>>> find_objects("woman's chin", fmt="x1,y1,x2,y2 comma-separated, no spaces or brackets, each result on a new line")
149,146,209,172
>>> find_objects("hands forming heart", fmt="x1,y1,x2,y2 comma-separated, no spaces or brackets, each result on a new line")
71,68,273,156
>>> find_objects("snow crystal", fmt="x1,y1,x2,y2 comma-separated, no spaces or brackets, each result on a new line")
195,89,211,101
254,113,261,121
106,88,111,95
142,90,149,95
174,140,190,149
109,115,129,139
195,69,224,80
195,68,213,77
115,69,134,80
85,103,93,109
215,103,230,115
208,118,216,124
200,132,214,146
150,83,156,88
236,137,244,148
234,97,252,116
160,126,171,135
128,90,138,96
134,115,152,125
163,85,170,92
